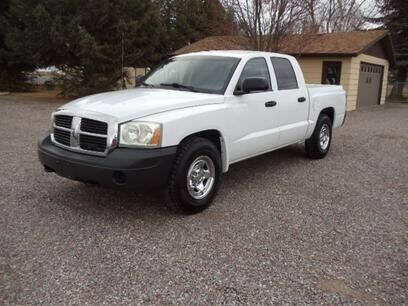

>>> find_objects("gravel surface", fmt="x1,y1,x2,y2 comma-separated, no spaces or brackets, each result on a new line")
1,97,407,304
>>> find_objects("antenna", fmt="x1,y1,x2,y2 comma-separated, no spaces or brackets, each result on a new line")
121,31,124,89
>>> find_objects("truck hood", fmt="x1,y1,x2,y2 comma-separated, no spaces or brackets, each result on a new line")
59,88,223,122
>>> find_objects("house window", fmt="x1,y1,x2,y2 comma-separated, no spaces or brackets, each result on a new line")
322,61,342,85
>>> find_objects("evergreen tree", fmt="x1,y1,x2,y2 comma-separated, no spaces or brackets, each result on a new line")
160,0,235,53
6,0,165,96
374,0,408,96
1,0,235,95
0,0,36,91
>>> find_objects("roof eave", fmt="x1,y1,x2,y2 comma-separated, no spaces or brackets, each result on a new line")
286,52,358,57
357,32,396,67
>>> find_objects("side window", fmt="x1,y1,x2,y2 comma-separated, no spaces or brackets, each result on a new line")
236,57,271,91
270,57,298,90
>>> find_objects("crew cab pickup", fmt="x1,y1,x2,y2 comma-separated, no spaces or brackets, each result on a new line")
38,51,346,213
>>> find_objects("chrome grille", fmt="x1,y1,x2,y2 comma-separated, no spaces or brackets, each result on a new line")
53,128,71,146
52,115,109,156
80,118,108,135
55,115,73,129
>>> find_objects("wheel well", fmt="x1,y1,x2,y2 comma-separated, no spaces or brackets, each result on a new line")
320,107,334,124
180,130,222,153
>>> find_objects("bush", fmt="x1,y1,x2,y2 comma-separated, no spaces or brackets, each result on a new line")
0,69,34,92
54,66,123,98
43,80,55,90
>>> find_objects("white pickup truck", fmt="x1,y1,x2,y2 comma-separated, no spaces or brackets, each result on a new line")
38,51,346,213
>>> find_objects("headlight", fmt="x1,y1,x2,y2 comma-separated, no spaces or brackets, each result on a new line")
119,121,162,148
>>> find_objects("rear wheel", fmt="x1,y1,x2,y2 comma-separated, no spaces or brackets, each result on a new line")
167,137,221,214
305,114,332,159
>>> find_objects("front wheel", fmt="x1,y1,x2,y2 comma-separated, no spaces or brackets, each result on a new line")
305,114,332,159
167,137,221,214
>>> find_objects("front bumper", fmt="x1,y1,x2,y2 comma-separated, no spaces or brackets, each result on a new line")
38,135,177,190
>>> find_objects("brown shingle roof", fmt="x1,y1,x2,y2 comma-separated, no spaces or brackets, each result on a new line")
174,30,393,63
278,30,389,55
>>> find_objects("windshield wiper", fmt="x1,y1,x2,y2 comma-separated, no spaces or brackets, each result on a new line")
141,81,155,88
160,82,199,92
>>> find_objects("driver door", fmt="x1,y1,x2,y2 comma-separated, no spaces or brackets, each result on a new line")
229,57,281,162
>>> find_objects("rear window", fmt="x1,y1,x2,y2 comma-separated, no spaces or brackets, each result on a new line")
271,57,298,90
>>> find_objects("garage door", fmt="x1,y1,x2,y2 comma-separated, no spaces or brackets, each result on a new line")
357,62,384,108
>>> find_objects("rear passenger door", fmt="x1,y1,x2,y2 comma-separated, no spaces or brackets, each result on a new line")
270,57,309,146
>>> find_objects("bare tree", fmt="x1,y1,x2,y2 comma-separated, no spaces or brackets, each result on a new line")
221,0,376,52
299,0,324,33
300,0,376,33
222,0,304,50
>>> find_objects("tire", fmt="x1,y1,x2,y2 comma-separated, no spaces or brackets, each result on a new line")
305,114,332,159
167,137,222,214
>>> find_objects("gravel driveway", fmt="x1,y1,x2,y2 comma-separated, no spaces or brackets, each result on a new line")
1,96,407,304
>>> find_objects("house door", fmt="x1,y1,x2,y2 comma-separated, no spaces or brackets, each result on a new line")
357,62,384,107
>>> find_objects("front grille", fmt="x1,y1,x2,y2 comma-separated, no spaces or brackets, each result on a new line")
55,115,73,129
54,128,71,146
80,118,108,135
79,134,107,152
52,115,109,155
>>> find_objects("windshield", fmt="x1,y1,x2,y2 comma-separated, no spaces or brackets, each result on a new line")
142,56,240,94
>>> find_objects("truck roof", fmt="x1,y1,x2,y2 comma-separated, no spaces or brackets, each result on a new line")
175,50,293,59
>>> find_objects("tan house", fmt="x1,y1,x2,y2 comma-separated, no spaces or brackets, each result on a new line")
174,30,395,111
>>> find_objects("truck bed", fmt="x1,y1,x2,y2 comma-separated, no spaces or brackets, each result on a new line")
306,84,347,128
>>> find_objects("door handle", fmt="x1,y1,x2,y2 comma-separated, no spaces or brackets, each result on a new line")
265,101,277,107
298,97,306,102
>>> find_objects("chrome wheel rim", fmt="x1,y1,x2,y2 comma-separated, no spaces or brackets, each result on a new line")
187,156,215,200
319,123,330,151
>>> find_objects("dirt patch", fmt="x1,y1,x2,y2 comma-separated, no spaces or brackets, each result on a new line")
374,134,407,140
318,279,385,304
0,258,21,304
2,89,69,102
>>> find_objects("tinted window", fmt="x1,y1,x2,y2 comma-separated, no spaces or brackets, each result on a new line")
144,56,240,94
236,58,271,91
271,57,298,90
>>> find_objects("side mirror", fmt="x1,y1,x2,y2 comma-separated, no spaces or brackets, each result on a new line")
234,77,269,95
135,74,146,87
